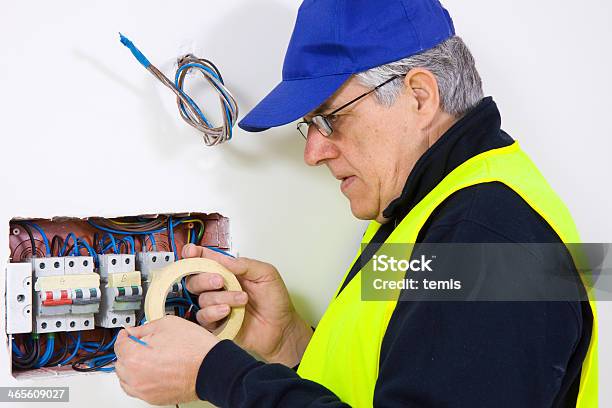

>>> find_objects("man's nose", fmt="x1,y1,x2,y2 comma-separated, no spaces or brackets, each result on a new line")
303,127,339,166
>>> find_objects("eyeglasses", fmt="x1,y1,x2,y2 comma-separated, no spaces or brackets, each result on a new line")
297,75,401,139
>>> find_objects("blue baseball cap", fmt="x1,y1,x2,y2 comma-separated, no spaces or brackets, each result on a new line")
238,0,455,132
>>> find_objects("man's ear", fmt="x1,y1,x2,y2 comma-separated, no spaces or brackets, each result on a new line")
403,68,440,128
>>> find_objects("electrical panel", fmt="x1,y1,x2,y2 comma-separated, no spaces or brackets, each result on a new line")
5,213,230,379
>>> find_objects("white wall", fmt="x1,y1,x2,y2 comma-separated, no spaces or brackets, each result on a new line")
0,0,610,406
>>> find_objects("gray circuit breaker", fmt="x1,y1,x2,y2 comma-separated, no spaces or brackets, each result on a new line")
31,256,100,334
96,254,142,328
136,252,184,313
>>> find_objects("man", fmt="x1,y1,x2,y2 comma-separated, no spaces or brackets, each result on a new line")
114,1,597,406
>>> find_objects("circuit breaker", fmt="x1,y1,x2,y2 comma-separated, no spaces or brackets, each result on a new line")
96,254,141,328
31,256,100,334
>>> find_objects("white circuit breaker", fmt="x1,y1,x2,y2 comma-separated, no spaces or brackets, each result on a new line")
31,256,100,334
136,252,184,312
96,254,142,328
136,251,176,296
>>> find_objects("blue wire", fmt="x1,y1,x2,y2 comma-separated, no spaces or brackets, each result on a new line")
100,232,118,254
60,233,79,256
181,277,198,310
88,353,117,372
205,246,235,258
101,330,120,352
11,341,23,358
77,239,99,265
115,236,134,254
123,236,135,254
174,63,235,139
148,233,157,251
26,222,51,256
35,335,55,368
175,63,236,115
116,239,127,254
59,332,81,366
119,33,151,68
79,342,101,353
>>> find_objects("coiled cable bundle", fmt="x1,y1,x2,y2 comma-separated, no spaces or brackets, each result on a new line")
120,33,238,146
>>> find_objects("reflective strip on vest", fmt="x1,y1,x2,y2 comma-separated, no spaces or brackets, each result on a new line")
297,142,598,407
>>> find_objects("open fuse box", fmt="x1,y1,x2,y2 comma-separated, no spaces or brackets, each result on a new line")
5,213,230,378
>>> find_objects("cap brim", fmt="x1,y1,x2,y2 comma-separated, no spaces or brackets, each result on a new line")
238,73,351,133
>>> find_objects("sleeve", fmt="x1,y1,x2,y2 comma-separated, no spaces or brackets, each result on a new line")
196,340,350,407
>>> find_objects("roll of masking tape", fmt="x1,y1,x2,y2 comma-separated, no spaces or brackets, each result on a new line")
144,258,244,340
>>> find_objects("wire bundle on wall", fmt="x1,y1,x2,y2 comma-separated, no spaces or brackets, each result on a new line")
119,33,238,146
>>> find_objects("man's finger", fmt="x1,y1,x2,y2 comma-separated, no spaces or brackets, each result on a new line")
185,272,225,293
183,244,249,279
124,320,158,338
196,305,230,326
182,243,205,258
116,328,129,342
115,331,144,359
198,290,247,308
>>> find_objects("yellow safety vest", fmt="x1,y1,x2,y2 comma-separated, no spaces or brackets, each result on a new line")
297,142,598,407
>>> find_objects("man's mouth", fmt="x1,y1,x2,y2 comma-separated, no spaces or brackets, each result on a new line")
339,175,357,193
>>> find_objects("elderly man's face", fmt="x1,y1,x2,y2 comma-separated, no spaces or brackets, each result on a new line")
303,76,436,223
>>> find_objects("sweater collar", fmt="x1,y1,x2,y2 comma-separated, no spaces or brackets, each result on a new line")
382,96,514,221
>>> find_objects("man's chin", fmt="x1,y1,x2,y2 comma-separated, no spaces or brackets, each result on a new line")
348,199,378,221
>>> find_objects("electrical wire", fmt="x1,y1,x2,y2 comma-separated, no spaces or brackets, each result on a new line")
25,222,51,256
148,233,157,251
119,33,238,146
168,216,177,259
12,339,24,358
88,218,181,235
48,333,71,366
12,335,39,369
77,238,99,265
72,352,116,372
98,217,168,232
99,232,119,254
51,235,64,257
206,246,235,258
34,334,54,368
13,222,37,258
71,329,118,372
117,236,135,254
60,233,79,256
180,218,206,243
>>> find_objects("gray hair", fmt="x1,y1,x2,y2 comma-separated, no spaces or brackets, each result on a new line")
356,36,483,117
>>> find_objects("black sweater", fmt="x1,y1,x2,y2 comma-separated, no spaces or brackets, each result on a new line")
195,97,591,407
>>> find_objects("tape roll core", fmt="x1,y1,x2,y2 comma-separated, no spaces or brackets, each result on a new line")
144,257,244,340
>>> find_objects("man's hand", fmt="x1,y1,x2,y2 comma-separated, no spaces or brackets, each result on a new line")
114,315,219,406
183,244,313,367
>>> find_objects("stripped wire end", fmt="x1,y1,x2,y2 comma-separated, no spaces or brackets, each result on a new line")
119,32,151,68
